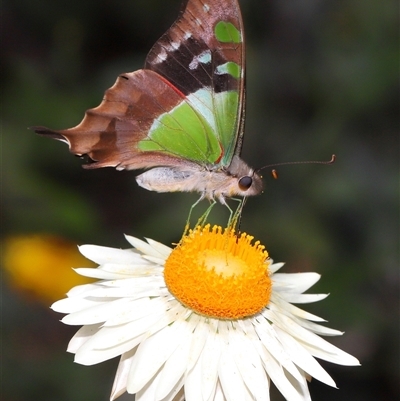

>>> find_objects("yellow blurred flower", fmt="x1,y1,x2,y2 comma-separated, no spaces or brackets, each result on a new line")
2,234,95,303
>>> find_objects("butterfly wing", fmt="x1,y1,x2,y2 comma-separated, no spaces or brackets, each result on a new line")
34,0,245,171
145,0,245,167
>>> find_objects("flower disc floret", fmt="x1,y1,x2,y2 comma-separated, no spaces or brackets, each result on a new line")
164,224,272,319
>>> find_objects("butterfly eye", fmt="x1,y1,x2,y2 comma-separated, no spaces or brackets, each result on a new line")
238,176,253,191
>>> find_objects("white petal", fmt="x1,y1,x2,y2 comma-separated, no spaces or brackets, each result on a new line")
253,317,304,383
160,376,186,401
101,275,163,288
264,308,357,366
79,244,143,264
85,283,165,299
258,346,306,401
61,298,132,325
210,381,226,401
270,294,326,322
127,323,185,394
285,368,312,401
144,237,172,258
73,267,131,280
296,319,342,336
272,272,321,293
289,316,343,336
269,262,285,273
67,324,102,353
145,300,190,337
229,326,270,401
111,349,136,401
236,318,250,334
218,344,246,401
75,330,146,366
124,236,164,259
142,255,167,265
66,282,102,298
88,312,164,350
301,339,360,366
102,265,164,277
263,309,341,359
186,317,209,371
52,296,101,314
281,293,329,304
134,370,160,400
185,352,203,401
103,297,165,326
200,327,221,400
155,321,192,399
72,309,167,365
171,386,185,401
100,262,155,273
274,326,337,387
135,373,185,401
75,263,161,279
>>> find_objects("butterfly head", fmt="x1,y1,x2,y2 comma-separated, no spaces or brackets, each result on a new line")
226,155,263,198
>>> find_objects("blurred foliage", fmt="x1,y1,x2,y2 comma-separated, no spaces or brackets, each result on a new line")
2,0,398,400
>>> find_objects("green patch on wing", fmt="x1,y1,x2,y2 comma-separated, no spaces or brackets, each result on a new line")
214,21,242,43
186,89,239,167
216,62,241,79
138,101,221,164
214,91,239,165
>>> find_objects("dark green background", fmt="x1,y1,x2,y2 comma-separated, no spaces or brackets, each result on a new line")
2,0,398,400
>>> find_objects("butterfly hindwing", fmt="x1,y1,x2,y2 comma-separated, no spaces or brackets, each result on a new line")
34,0,245,171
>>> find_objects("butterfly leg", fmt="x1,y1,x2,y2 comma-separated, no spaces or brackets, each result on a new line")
226,197,246,231
196,198,217,228
182,192,217,238
218,194,238,229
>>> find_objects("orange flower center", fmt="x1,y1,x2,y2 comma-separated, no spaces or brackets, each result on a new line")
164,225,272,319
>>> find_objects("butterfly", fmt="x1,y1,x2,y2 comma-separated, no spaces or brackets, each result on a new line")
34,0,263,209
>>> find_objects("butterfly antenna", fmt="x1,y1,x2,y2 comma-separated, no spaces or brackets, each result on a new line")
257,154,336,178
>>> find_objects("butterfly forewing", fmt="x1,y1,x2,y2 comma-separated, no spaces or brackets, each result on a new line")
145,0,245,167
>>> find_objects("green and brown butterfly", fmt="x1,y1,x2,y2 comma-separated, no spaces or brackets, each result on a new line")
34,0,263,220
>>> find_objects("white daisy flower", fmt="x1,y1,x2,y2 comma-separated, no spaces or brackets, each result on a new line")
52,224,359,401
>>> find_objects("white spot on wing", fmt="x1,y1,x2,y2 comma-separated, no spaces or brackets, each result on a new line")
195,18,202,26
171,41,180,50
154,49,167,64
203,4,210,12
184,31,192,40
164,41,180,52
189,50,212,70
